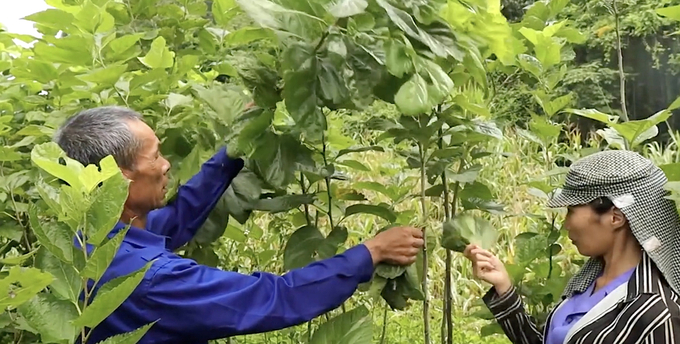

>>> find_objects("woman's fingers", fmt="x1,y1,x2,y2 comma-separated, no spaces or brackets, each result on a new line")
475,261,495,273
463,244,479,258
470,248,494,258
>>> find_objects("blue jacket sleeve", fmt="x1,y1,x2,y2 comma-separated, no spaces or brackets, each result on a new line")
141,244,375,342
146,147,244,250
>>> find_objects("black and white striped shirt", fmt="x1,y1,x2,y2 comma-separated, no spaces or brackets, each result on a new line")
483,252,680,344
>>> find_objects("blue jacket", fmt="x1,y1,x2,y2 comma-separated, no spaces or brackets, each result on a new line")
84,147,375,344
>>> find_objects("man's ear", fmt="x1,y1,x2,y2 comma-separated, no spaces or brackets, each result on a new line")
120,168,134,180
611,208,628,230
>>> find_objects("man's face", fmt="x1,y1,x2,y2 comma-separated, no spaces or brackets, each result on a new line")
121,119,171,215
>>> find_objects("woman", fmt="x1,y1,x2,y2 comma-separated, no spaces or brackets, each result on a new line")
465,150,680,344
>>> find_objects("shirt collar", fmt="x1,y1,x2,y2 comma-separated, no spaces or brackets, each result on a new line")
109,221,169,248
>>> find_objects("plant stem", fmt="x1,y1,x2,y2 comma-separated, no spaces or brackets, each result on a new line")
321,133,335,229
380,306,388,344
439,132,458,344
417,142,431,344
613,0,628,123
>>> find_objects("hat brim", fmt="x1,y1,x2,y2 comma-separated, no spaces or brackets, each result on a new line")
547,188,599,208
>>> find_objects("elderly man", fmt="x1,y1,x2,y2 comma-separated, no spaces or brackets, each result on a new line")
54,106,424,344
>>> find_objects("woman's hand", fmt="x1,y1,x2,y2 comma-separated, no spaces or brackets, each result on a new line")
463,244,512,295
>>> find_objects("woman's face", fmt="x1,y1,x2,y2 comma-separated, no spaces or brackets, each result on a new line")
564,205,626,257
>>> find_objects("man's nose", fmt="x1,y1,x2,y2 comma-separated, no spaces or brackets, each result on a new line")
163,158,171,174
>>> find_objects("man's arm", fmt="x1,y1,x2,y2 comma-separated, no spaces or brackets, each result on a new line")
140,244,374,343
146,147,244,250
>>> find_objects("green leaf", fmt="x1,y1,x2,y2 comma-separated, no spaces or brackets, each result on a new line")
34,248,80,303
395,74,430,115
336,160,371,171
317,226,349,259
564,108,618,124
82,227,129,282
235,0,325,39
28,206,74,264
385,40,412,78
212,0,239,26
0,266,54,309
518,54,543,79
344,204,396,222
95,322,155,344
0,146,22,162
610,110,672,147
656,5,680,21
283,225,324,270
660,163,680,182
18,293,78,343
31,142,83,191
72,261,153,329
337,145,385,158
0,249,38,266
223,171,263,224
0,223,24,242
253,194,315,213
86,171,129,246
441,214,497,252
401,263,424,300
138,36,175,69
374,264,405,279
309,306,372,344
380,279,408,310
223,222,248,242
163,93,193,112
225,27,276,45
325,0,368,18
78,64,128,85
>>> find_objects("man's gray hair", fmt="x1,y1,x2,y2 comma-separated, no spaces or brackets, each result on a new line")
54,106,144,169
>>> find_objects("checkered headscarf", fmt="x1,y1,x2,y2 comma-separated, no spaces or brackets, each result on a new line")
547,150,680,297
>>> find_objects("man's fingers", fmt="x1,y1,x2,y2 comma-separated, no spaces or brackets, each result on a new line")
412,238,424,248
409,227,424,238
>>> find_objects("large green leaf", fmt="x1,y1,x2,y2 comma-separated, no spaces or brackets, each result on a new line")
254,194,315,213
441,214,497,252
0,266,54,309
223,171,263,224
82,227,129,282
395,74,429,115
344,204,396,222
309,306,372,344
18,293,78,343
325,0,368,18
656,5,680,21
235,0,326,39
281,43,325,134
138,36,175,69
317,226,349,259
94,322,155,344
72,261,153,329
31,142,83,191
28,206,75,264
283,225,324,270
212,0,239,26
34,248,80,303
85,170,129,246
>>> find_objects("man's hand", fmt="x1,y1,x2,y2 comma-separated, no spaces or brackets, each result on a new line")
363,226,424,265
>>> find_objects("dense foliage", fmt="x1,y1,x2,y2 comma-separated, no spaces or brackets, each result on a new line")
3,0,680,343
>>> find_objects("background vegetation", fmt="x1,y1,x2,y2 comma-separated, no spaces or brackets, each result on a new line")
2,0,680,344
